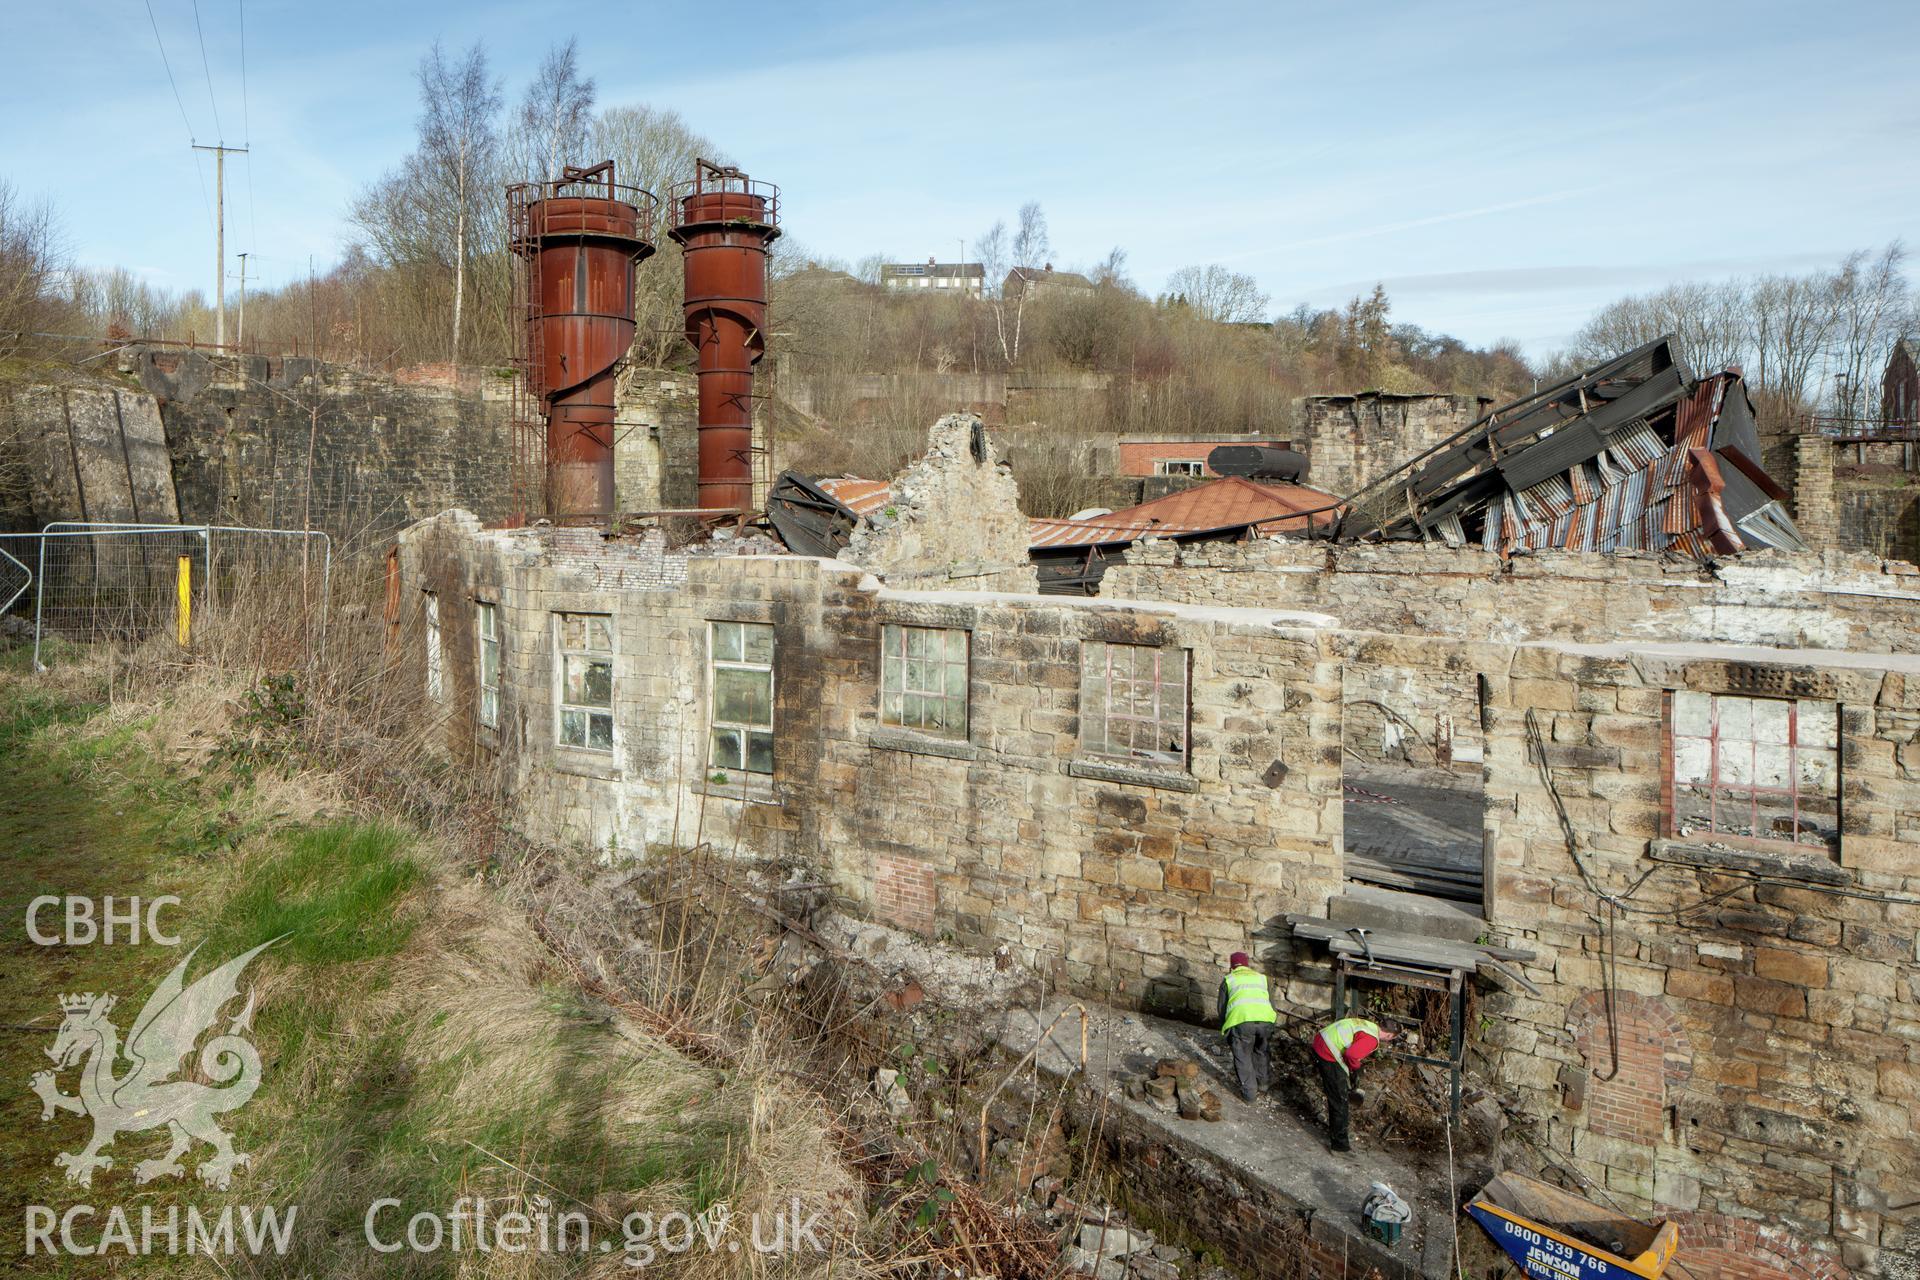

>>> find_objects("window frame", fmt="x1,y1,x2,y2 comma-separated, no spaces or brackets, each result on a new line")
1154,459,1206,477
1081,641,1190,768
553,611,615,753
880,624,970,739
708,620,775,777
1667,689,1839,854
423,590,442,702
476,600,500,730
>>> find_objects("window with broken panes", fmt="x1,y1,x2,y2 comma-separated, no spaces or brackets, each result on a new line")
1670,691,1838,851
555,612,614,751
880,624,968,737
1154,459,1204,477
709,621,774,775
1080,641,1188,766
423,591,443,701
476,601,500,729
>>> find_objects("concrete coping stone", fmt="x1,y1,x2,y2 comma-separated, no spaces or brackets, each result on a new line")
1069,758,1200,793
867,727,980,762
1649,838,1852,888
691,776,782,807
870,583,1339,633
1524,639,1920,675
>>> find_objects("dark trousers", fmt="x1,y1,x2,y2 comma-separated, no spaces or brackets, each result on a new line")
1315,1055,1354,1150
1227,1022,1273,1102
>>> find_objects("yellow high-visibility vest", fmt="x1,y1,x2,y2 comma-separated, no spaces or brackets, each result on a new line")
1220,966,1277,1032
1317,1017,1383,1071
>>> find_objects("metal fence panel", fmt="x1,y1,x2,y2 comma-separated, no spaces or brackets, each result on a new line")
0,523,331,669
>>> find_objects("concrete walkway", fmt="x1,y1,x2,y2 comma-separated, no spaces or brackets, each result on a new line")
989,999,1465,1279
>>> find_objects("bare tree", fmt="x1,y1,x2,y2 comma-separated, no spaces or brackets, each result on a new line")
1829,243,1910,420
589,104,721,366
0,181,67,359
1748,271,1840,410
976,201,1052,366
419,42,501,366
514,39,596,181
1560,242,1912,422
350,42,504,368
1162,264,1269,325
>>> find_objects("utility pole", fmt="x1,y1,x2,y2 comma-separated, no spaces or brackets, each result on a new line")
236,252,248,351
192,144,248,348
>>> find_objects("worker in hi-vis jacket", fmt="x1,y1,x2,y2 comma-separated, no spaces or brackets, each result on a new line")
1311,1015,1398,1152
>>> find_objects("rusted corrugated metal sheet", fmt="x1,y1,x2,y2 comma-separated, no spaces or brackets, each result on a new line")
816,476,893,519
1348,336,1804,558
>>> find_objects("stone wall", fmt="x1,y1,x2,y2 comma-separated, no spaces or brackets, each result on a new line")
129,347,514,544
1465,637,1920,1279
6,347,743,543
1294,392,1488,497
398,513,1344,1016
1795,435,1838,550
400,511,1920,1280
612,367,699,511
1,380,179,529
1105,539,1920,654
1786,430,1920,564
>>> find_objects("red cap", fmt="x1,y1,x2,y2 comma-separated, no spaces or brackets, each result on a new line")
1230,952,1251,969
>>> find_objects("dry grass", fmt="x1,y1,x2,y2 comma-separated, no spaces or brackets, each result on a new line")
12,555,1066,1278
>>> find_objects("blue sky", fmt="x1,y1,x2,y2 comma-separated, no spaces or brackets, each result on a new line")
5,0,1914,357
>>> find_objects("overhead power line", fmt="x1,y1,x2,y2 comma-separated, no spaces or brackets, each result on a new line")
145,0,198,141
240,0,258,256
144,0,216,235
238,0,251,144
191,0,225,140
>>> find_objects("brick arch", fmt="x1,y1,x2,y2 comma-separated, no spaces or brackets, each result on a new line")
1567,989,1692,1087
1668,1212,1849,1280
1565,989,1692,1142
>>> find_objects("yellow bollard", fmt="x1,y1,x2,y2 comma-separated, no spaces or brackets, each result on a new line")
176,555,191,647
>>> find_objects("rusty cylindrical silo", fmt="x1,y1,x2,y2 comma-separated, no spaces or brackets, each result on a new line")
668,160,780,512
509,162,655,522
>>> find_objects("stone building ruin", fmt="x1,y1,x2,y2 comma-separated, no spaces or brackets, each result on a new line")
400,367,1920,1280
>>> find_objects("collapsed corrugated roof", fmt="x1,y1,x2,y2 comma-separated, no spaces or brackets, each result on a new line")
764,470,1343,594
1335,335,1807,556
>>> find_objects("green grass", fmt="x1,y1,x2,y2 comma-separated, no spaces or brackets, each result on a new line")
0,662,756,1278
205,821,422,964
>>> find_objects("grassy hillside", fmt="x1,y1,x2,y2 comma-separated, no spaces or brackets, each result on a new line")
1,651,856,1278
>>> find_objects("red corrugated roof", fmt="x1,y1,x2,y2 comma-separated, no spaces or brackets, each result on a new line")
1109,476,1339,529
816,477,894,518
818,474,1340,551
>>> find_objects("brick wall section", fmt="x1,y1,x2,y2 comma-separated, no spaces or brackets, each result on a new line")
1567,990,1692,1143
873,853,935,934
1673,1212,1852,1280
